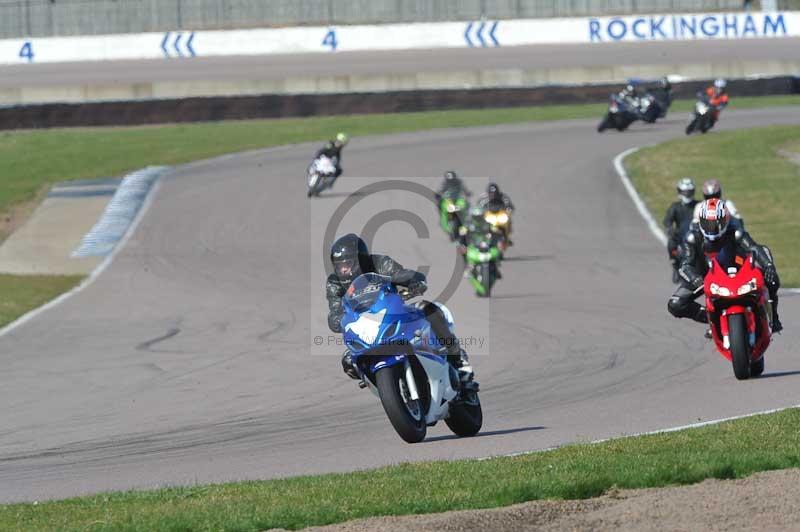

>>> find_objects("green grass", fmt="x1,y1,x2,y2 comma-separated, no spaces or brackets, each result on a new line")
0,96,784,330
2,408,799,531
0,274,84,328
2,94,800,222
626,124,800,286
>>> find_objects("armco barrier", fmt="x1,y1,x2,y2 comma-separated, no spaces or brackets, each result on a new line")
0,11,798,65
1,76,796,130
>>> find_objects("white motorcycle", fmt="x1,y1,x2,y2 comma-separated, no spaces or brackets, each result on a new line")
307,155,338,197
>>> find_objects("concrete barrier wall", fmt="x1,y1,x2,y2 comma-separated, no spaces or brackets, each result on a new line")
1,75,796,130
1,11,798,66
5,60,800,107
0,0,748,39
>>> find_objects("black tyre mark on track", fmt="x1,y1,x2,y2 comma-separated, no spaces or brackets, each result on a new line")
136,328,181,352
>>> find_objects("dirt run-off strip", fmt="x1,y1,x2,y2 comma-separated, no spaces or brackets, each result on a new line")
296,468,800,532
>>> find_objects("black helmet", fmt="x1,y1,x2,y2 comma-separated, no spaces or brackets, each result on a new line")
444,170,458,181
330,233,369,282
487,182,500,201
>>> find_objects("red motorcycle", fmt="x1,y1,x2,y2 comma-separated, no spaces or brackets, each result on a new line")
704,254,772,380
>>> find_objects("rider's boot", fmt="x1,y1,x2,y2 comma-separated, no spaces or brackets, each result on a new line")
341,350,359,380
772,300,783,333
446,345,477,389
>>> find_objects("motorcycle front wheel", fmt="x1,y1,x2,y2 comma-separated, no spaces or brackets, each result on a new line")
728,314,751,381
376,364,427,443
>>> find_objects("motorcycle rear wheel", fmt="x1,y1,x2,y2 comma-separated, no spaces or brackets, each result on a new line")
445,392,483,437
376,364,427,443
728,314,751,380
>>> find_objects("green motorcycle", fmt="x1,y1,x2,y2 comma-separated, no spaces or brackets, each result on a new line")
438,191,469,242
464,230,502,297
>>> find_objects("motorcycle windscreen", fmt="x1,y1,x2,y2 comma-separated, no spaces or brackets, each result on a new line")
344,273,392,313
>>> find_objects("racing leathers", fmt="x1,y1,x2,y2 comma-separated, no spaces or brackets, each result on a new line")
477,192,514,213
704,86,729,125
437,176,469,199
663,198,699,277
326,254,474,378
668,226,782,332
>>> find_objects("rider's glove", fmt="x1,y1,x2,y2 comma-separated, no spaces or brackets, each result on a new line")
406,279,427,297
763,264,778,286
690,274,704,293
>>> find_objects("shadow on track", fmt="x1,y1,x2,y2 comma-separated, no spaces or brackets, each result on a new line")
490,293,546,300
503,255,555,262
423,425,546,443
317,191,367,199
754,370,800,380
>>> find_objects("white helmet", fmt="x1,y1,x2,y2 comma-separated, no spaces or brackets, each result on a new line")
714,78,727,90
676,177,695,204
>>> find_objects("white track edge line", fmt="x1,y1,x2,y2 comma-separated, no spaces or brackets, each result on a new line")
0,174,166,339
613,146,800,293
486,403,800,461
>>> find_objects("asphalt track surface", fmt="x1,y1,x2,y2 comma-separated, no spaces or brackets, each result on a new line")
2,38,800,87
2,107,800,503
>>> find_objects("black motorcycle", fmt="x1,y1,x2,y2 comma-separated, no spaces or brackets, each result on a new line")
597,94,639,132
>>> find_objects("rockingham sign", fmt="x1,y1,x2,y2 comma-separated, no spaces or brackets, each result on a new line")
588,12,790,42
0,11,797,65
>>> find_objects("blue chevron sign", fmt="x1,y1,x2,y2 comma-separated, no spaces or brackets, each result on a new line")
464,21,500,47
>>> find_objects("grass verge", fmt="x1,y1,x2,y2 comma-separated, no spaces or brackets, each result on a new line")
3,94,800,225
0,274,84,328
2,408,799,531
625,124,800,286
0,97,798,326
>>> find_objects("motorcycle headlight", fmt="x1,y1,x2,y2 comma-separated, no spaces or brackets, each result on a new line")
610,104,619,113
497,212,509,224
696,102,709,114
484,213,497,224
446,203,458,213
737,278,758,296
710,283,731,297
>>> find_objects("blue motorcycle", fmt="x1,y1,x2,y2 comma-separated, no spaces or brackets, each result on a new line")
341,273,482,443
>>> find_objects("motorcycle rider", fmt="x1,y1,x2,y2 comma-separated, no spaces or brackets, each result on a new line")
647,76,673,117
436,170,469,199
663,178,699,283
326,233,477,386
477,182,514,212
692,179,742,229
668,198,782,333
704,79,729,126
314,132,349,179
618,83,642,109
477,182,514,244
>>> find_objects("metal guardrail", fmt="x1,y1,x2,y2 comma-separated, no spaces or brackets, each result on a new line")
0,0,756,39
